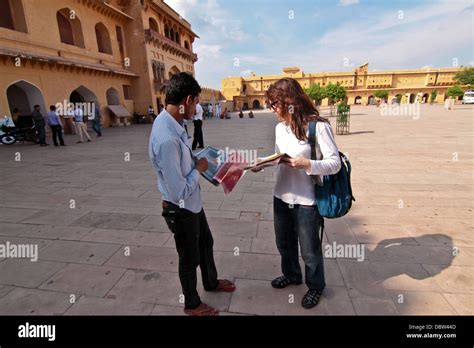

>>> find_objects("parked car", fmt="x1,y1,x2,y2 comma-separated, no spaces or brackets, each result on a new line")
462,90,474,104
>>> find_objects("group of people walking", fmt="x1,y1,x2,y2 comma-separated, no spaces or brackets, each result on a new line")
14,104,103,147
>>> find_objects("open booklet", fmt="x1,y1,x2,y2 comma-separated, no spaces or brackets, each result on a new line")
194,147,288,194
194,147,289,194
194,147,247,194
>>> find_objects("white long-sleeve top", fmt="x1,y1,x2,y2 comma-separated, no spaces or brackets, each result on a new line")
274,121,341,206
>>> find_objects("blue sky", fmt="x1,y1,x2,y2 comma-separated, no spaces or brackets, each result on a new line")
165,0,474,89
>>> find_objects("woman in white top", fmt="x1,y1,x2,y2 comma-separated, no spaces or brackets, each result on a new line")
264,78,341,309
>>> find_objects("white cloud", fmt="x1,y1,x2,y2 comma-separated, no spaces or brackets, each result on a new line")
339,0,359,7
290,0,473,73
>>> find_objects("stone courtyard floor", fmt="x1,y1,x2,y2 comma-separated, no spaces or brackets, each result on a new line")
0,104,472,315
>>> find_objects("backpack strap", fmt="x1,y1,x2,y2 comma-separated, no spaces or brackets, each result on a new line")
308,121,323,186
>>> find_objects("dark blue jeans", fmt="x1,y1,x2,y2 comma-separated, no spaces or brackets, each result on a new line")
91,120,102,136
273,196,325,291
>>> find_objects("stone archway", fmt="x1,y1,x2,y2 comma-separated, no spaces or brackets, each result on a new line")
6,80,46,127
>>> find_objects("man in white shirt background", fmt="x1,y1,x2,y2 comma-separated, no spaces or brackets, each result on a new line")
192,102,204,150
208,103,213,119
74,105,92,143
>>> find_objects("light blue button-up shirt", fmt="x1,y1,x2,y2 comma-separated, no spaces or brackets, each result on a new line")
149,110,202,213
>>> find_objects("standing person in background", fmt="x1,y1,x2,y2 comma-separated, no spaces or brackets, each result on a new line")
47,105,65,147
32,105,48,147
148,105,156,122
12,108,20,124
74,105,92,143
208,103,213,119
215,103,221,118
192,102,204,150
91,104,102,137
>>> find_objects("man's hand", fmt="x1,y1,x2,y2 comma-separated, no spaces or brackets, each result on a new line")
279,155,311,171
195,158,209,173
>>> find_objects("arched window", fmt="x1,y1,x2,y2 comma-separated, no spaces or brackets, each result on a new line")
95,22,112,54
184,41,190,50
175,31,180,44
149,17,158,32
56,8,85,47
169,28,174,41
0,0,27,32
106,88,120,105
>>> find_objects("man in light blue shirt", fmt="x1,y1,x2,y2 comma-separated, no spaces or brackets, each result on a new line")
149,72,235,316
47,105,65,146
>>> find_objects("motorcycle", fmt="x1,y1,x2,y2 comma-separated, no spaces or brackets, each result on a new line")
1,124,39,145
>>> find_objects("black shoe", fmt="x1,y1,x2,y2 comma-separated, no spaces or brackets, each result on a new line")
271,275,302,289
54,144,59,147
60,144,66,146
87,139,91,142
302,289,323,309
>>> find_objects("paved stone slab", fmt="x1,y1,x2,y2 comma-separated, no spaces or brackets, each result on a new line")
71,212,147,230
82,228,171,247
0,287,72,315
134,215,170,233
39,240,122,265
65,295,154,315
39,263,127,297
0,259,65,287
443,293,474,315
107,269,183,306
0,285,14,298
0,207,41,223
388,290,456,315
18,225,93,241
351,297,399,315
19,209,90,226
105,246,178,272
0,222,37,236
370,261,443,293
207,218,258,238
422,264,474,293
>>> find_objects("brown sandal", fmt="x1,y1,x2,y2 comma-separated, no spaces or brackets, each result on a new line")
211,279,236,292
184,303,219,316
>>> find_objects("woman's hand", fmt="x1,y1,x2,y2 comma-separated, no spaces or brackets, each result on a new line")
280,155,311,171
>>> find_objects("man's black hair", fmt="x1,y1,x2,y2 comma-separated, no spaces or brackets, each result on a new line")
50,105,56,111
165,72,201,105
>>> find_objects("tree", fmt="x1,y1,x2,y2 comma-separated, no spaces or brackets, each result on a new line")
325,83,346,115
454,67,474,88
306,84,326,106
446,85,464,99
430,89,438,104
373,90,389,102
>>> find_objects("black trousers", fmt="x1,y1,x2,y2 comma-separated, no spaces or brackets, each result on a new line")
192,119,204,149
162,201,218,309
50,125,64,146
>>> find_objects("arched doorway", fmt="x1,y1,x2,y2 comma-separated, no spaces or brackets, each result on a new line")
6,80,46,127
67,85,98,133
243,102,249,110
354,96,362,104
252,99,260,109
106,88,120,105
368,95,375,105
168,65,180,79
409,93,416,103
422,93,429,103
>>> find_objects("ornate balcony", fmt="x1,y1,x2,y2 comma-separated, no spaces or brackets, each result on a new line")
145,29,198,63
